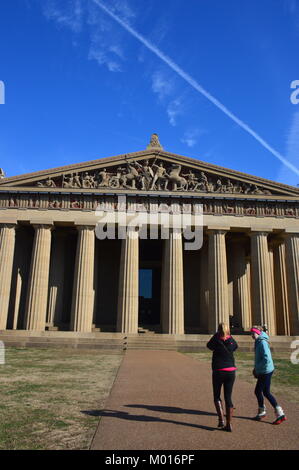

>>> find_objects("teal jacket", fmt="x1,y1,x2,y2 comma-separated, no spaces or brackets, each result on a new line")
254,332,274,375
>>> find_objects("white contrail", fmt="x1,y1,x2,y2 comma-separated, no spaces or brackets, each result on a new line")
92,0,299,178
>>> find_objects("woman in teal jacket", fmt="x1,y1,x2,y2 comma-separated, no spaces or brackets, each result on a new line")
251,326,286,425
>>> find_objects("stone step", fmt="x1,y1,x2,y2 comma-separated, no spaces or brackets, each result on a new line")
0,332,296,352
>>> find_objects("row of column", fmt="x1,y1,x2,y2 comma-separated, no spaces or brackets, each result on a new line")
0,223,299,335
208,229,299,336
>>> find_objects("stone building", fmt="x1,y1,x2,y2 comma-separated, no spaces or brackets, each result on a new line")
0,135,298,339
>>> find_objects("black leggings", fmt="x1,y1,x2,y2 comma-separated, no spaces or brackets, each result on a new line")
212,370,235,408
254,371,277,409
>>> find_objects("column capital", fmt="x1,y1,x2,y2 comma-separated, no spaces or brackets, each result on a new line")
268,236,285,248
32,223,54,231
280,231,299,239
75,224,96,231
249,230,271,238
206,227,228,236
0,222,17,230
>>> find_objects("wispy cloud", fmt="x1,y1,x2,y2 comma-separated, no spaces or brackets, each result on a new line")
151,71,173,101
181,128,206,148
43,0,83,33
167,98,183,126
92,0,299,177
42,0,133,73
151,71,184,126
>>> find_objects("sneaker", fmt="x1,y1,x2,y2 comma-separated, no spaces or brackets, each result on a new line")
254,406,266,421
272,406,287,425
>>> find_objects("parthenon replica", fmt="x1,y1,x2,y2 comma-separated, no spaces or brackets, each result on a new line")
0,134,298,348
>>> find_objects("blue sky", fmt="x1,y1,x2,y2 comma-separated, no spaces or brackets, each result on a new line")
0,0,299,186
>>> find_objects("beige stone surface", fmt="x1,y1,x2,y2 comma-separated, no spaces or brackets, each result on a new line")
285,234,299,335
161,230,184,334
25,224,53,331
71,226,95,332
0,224,16,329
117,228,139,334
208,230,229,332
250,231,276,333
230,238,251,332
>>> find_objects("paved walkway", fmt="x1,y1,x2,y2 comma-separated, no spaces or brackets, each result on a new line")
90,350,299,450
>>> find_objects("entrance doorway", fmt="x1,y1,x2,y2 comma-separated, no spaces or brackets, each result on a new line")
139,268,161,326
138,240,162,330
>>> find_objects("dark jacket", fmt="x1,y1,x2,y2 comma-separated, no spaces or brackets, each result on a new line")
207,334,238,370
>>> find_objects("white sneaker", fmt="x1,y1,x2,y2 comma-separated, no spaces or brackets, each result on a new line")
254,406,266,420
272,406,287,425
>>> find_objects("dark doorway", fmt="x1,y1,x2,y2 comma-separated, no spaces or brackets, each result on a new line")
139,240,162,329
139,268,161,326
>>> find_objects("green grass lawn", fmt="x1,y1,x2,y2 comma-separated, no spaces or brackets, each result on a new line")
188,351,299,404
0,348,123,450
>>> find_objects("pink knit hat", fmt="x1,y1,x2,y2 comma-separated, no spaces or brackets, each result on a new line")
250,327,262,335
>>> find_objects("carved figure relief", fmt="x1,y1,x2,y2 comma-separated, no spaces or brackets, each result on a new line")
34,158,272,195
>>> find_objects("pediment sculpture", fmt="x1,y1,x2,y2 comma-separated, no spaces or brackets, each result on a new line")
35,158,272,195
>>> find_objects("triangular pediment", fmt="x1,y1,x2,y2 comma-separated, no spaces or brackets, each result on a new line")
0,149,299,198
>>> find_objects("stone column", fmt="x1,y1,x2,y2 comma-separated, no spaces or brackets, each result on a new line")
208,229,229,333
161,229,185,334
268,244,277,335
47,231,66,328
0,223,16,330
245,256,253,330
284,233,299,335
271,238,290,335
250,231,276,334
199,237,209,332
71,226,95,332
25,224,53,331
117,227,139,334
231,236,251,331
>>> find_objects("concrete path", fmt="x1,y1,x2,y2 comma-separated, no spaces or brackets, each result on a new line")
90,350,299,450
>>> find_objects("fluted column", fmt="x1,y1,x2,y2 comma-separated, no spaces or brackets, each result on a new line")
268,244,277,335
117,227,139,334
208,229,229,333
71,226,95,332
161,229,184,334
272,238,290,335
284,233,299,335
250,231,276,333
47,231,66,328
199,237,209,332
0,223,16,330
231,237,251,331
245,256,253,330
25,224,53,331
